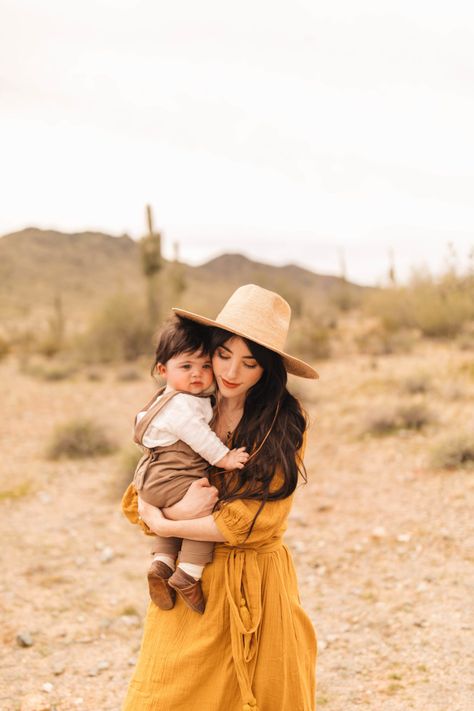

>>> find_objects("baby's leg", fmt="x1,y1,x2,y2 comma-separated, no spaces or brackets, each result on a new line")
178,539,215,580
150,535,181,571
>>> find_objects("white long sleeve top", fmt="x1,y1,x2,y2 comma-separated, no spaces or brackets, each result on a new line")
136,389,229,466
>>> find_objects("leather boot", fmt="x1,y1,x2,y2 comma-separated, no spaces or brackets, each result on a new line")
168,567,205,614
147,560,176,610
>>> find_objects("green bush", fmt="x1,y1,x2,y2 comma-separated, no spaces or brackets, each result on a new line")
430,434,474,470
364,268,474,338
287,315,332,361
79,294,153,363
46,419,115,459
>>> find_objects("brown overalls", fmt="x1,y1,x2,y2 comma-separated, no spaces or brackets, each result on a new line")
132,387,215,566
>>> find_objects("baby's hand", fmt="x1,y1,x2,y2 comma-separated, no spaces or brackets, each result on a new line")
216,447,249,471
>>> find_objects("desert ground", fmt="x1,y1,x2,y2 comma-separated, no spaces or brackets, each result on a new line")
0,342,473,711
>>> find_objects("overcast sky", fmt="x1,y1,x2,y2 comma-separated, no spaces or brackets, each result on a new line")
1,0,473,285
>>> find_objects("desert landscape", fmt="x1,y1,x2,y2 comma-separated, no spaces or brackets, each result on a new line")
1,230,473,710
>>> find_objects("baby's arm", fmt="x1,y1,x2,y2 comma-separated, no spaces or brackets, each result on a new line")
214,447,249,471
161,395,244,466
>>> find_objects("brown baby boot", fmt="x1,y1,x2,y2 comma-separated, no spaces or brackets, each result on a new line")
168,567,205,614
147,560,176,610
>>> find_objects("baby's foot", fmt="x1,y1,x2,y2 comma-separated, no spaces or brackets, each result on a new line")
168,567,205,614
147,560,176,610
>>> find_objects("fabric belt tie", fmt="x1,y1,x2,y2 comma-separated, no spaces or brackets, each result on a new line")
218,540,282,711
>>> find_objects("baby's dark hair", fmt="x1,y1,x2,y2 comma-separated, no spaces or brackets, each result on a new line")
151,315,210,374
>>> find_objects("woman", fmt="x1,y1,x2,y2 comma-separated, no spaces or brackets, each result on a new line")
122,284,319,711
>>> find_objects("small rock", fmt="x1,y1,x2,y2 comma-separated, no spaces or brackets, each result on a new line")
128,656,137,666
20,693,51,711
371,526,386,539
42,683,54,694
396,533,411,543
100,547,115,563
73,699,83,706
17,632,34,647
37,491,52,504
52,661,65,676
120,614,140,627
97,660,110,672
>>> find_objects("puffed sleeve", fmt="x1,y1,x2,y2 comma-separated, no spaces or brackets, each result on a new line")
213,494,294,546
213,433,307,546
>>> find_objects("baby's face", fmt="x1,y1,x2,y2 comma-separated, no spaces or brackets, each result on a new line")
157,349,214,394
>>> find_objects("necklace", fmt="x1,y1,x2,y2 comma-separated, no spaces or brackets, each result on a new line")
215,402,242,446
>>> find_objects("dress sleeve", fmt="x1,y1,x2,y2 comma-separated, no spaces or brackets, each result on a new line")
213,494,294,546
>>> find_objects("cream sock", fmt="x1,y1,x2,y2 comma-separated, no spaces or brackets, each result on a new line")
152,554,176,570
178,562,204,580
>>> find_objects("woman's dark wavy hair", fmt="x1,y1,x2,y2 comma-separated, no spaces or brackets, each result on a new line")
208,326,308,538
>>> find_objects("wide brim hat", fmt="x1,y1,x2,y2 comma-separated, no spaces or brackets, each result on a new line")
173,283,319,379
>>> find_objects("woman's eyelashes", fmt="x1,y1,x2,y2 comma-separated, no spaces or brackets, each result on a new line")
216,350,258,369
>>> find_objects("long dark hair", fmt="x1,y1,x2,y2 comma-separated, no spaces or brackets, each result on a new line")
208,327,308,537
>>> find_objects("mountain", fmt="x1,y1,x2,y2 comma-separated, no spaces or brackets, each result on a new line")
0,228,365,328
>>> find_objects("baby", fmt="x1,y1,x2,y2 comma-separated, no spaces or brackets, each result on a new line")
127,316,248,614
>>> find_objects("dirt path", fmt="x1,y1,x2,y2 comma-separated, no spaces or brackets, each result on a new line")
1,345,473,710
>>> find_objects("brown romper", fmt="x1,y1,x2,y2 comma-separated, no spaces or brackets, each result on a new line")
132,387,215,566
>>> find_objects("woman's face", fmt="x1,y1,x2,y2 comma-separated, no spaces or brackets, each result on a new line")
212,336,264,400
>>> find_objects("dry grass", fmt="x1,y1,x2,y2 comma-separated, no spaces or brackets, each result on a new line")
364,269,474,339
363,401,433,436
46,418,116,460
430,433,474,470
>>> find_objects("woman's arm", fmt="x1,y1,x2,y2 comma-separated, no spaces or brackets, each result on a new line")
161,477,219,520
138,497,225,542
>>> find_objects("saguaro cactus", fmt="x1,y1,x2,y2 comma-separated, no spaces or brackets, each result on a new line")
140,205,163,326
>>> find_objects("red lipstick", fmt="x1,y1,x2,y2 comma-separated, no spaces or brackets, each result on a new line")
221,378,240,389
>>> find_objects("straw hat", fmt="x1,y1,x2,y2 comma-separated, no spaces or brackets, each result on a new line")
173,284,319,379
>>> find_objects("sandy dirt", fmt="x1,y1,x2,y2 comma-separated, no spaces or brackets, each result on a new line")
1,343,473,711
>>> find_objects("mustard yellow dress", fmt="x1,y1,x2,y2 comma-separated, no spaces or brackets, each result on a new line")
122,477,317,711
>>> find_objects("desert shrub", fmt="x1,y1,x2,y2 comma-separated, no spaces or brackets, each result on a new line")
22,359,76,381
0,335,10,360
397,403,433,431
364,402,433,436
364,268,474,338
46,419,115,459
79,294,153,363
430,433,474,470
329,283,362,312
287,315,332,361
363,408,400,436
403,373,431,394
355,325,417,355
116,367,143,382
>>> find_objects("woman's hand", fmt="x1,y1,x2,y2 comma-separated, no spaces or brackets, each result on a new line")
137,496,166,535
162,478,219,520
